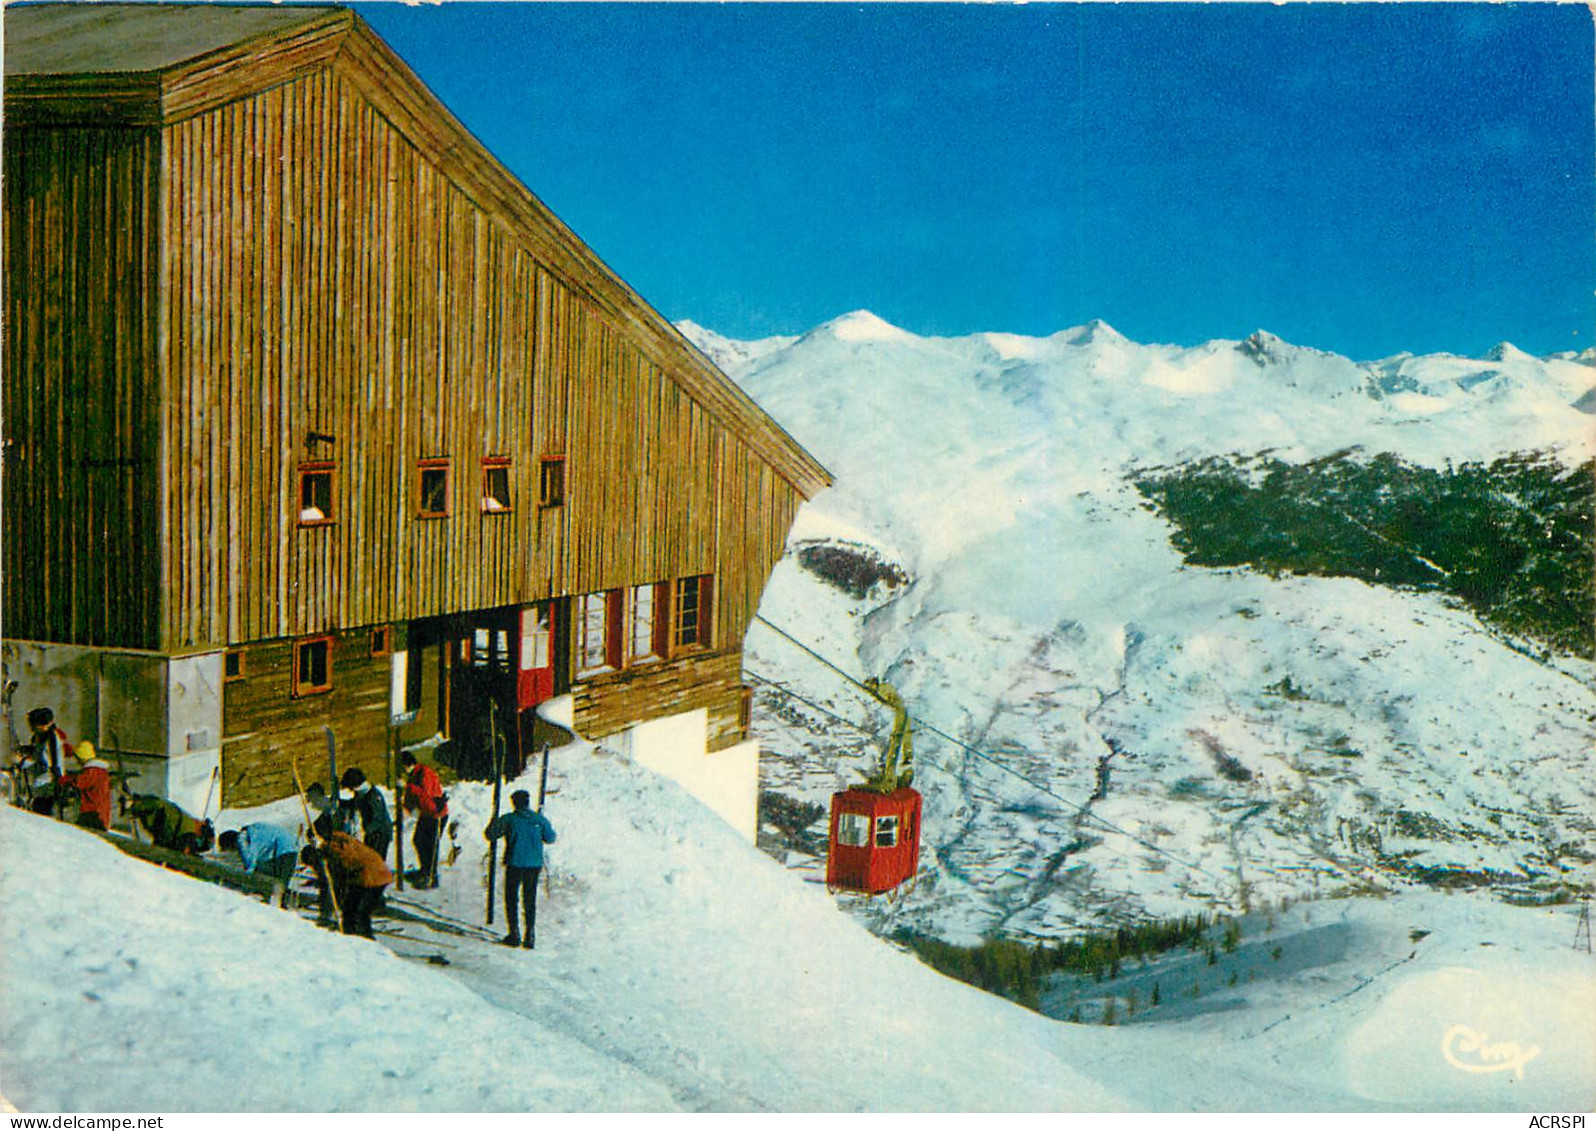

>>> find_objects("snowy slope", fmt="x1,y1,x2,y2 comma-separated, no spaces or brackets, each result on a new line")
2,741,1591,1112
3,313,1589,1114
0,803,674,1112
678,314,1596,943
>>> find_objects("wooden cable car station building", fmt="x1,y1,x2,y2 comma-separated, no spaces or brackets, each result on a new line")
1,3,829,836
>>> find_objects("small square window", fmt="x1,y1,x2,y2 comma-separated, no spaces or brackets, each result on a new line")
370,626,392,657
539,455,566,508
298,463,334,526
482,457,512,513
418,459,451,518
837,812,870,848
875,815,900,847
293,637,332,697
224,650,245,682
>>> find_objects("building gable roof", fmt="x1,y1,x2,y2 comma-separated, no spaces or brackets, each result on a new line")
4,3,337,76
3,3,831,498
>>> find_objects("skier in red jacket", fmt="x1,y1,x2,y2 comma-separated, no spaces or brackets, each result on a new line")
59,740,112,830
400,751,448,888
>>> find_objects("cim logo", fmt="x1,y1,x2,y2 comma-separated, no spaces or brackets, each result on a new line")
1441,1024,1541,1080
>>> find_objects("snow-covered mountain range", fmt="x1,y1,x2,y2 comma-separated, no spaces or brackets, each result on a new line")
680,313,1596,943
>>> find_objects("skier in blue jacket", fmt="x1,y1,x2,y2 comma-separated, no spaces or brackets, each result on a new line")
484,789,556,949
218,822,300,908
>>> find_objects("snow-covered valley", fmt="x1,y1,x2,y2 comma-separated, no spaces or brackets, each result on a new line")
687,313,1596,944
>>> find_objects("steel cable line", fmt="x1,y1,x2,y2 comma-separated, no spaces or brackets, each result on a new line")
750,615,1231,888
750,619,1443,1038
745,667,1224,890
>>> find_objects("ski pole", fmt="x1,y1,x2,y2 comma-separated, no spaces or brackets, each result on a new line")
395,762,407,891
512,703,526,779
431,784,450,887
486,701,502,927
537,741,551,893
291,758,342,926
200,764,220,823
391,726,405,891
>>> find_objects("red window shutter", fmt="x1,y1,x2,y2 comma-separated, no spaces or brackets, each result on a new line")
605,589,623,669
653,581,672,658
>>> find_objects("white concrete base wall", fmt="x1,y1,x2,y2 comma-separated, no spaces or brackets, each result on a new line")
1,640,224,815
704,739,760,843
164,749,223,818
606,708,759,843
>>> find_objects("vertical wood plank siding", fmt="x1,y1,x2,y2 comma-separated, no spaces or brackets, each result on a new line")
159,66,803,655
9,39,816,802
220,629,395,805
147,64,807,777
573,650,749,754
2,127,162,649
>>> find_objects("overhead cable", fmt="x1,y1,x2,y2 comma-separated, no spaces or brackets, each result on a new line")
750,614,1230,888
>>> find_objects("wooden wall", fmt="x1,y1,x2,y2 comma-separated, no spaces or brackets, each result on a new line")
2,126,163,649
221,626,397,807
159,65,789,656
714,436,803,650
9,41,814,798
574,649,748,754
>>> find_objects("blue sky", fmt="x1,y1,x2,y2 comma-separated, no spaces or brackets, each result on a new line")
356,3,1593,361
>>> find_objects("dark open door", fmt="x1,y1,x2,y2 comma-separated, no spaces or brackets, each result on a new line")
448,611,517,780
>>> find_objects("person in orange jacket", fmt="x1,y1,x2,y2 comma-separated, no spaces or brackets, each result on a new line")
59,740,112,830
306,814,393,938
400,751,448,888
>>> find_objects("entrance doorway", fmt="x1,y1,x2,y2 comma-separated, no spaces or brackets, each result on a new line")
425,600,568,781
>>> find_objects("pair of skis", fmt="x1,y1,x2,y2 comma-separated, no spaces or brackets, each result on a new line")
288,727,344,926
3,679,31,810
486,702,504,927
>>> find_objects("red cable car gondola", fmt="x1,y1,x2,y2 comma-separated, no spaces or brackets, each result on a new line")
826,677,921,895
